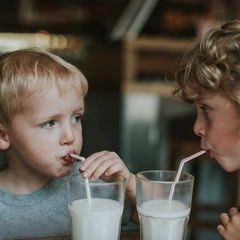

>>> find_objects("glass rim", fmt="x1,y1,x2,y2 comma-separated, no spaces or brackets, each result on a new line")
136,170,194,184
67,173,126,186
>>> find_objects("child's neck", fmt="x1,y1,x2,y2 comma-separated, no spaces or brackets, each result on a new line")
0,167,51,194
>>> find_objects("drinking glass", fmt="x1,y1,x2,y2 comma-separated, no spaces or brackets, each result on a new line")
67,173,126,240
136,170,194,240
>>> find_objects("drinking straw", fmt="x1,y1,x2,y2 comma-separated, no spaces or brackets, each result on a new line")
168,150,206,204
71,154,92,203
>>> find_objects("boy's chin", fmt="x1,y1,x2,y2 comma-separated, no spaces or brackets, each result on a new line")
54,165,74,178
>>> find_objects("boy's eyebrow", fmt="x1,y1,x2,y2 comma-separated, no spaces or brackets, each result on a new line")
74,104,85,112
194,98,206,103
193,97,209,104
194,92,213,101
193,96,202,102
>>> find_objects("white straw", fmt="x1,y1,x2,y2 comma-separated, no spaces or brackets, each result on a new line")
71,154,92,203
168,150,206,204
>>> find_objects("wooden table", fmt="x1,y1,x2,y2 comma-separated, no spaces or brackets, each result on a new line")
120,230,140,240
23,230,140,240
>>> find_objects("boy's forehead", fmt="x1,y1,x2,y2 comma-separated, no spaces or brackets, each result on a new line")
25,83,83,97
19,84,84,109
10,87,85,127
194,88,228,102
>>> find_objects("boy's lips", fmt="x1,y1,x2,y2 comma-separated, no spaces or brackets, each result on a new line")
62,152,77,163
63,156,75,163
203,149,211,157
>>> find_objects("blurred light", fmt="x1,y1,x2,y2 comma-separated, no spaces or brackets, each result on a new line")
35,31,51,49
0,32,86,61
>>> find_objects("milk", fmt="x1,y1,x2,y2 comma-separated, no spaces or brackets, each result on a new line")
137,199,190,240
68,198,123,240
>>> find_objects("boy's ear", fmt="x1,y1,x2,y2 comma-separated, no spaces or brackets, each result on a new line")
0,125,10,150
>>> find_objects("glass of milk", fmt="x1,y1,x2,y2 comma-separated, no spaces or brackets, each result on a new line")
67,173,126,240
136,170,194,240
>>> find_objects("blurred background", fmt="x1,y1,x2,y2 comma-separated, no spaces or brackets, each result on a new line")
0,0,240,239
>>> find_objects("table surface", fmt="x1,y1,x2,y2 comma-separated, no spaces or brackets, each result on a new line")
24,230,140,240
121,230,140,240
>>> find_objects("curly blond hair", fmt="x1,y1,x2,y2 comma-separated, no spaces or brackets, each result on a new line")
173,19,240,105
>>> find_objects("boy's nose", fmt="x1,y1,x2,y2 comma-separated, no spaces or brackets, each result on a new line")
60,126,76,145
193,117,204,137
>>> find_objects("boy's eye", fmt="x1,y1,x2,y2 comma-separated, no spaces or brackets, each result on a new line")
200,105,210,113
41,120,56,128
72,115,81,123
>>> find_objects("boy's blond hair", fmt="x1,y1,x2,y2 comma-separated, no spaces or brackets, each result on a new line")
0,48,88,131
173,19,240,105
